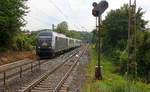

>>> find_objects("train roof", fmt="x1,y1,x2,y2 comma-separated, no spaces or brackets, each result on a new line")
38,31,66,38
38,31,82,41
52,31,66,38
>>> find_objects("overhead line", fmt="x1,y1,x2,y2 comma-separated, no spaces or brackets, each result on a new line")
66,0,73,11
28,15,50,26
48,0,88,31
48,0,68,19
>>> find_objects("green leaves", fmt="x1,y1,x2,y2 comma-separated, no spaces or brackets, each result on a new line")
91,4,150,81
102,4,147,48
55,21,69,34
0,0,28,49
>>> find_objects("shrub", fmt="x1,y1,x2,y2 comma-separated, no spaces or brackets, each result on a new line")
15,34,34,51
0,47,8,52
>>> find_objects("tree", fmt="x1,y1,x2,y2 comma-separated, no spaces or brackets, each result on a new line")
136,31,150,81
102,4,148,49
56,21,69,34
91,29,97,44
101,4,150,81
0,0,28,49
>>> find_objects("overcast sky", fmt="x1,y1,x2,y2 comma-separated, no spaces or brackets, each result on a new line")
24,0,150,32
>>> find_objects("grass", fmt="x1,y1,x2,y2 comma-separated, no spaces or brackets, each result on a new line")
81,45,150,92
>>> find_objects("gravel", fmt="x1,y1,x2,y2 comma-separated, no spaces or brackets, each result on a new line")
67,49,89,92
0,48,89,92
0,49,76,92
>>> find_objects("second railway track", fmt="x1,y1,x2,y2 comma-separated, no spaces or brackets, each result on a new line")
19,46,87,92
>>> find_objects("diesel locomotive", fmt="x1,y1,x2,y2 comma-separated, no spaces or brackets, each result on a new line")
36,31,82,57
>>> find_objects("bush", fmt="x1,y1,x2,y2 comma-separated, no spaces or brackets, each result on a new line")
0,47,8,52
15,34,35,51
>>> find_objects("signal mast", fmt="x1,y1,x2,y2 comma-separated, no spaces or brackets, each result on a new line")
92,0,108,80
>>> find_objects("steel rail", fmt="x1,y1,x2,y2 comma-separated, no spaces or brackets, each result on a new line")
0,59,52,84
53,46,87,92
0,49,77,85
20,48,81,92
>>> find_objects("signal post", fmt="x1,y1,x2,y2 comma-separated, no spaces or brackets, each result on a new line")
92,0,108,80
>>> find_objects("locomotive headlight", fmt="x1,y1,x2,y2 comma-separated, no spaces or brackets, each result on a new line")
38,47,40,49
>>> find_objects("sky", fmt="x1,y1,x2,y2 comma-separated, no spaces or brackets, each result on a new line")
24,0,150,32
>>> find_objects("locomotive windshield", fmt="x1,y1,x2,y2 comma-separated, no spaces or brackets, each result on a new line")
36,32,52,48
38,32,52,38
39,36,51,38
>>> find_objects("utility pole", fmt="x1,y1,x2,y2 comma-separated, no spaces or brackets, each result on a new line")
52,24,55,31
92,0,108,80
127,0,137,78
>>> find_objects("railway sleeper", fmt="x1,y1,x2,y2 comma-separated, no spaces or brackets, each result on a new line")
36,85,53,88
39,83,52,85
60,87,68,90
62,84,69,88
59,89,68,92
34,87,53,90
31,89,52,92
58,82,70,92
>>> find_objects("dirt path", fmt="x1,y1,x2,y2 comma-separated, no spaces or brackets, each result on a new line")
0,51,37,65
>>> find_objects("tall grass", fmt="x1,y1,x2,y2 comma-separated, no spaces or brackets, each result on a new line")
81,45,150,92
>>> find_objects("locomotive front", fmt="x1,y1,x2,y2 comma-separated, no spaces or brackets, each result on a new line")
36,31,54,57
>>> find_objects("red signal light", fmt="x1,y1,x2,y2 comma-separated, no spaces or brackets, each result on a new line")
92,0,108,17
92,10,99,17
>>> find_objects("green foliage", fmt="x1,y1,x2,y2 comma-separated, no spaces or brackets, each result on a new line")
102,4,147,48
81,46,150,92
136,31,150,81
55,21,69,34
54,21,92,43
14,32,34,51
90,3,150,83
0,0,28,49
116,31,150,80
102,5,128,47
82,81,150,92
0,47,8,52
92,4,150,81
66,30,81,39
67,30,92,43
91,29,97,44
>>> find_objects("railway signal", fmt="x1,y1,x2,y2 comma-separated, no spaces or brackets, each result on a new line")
92,0,108,80
92,0,108,17
92,2,99,17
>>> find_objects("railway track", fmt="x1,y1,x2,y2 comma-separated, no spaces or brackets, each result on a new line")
0,48,83,92
19,46,87,92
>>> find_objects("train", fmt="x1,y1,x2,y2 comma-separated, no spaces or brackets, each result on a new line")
35,31,82,57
